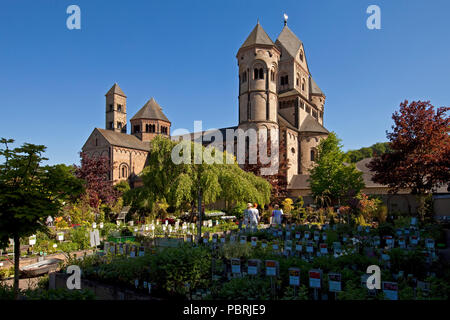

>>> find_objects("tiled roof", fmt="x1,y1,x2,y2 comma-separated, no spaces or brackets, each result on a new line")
276,25,303,59
96,128,151,151
310,77,324,96
239,22,274,50
105,83,127,98
299,114,329,134
131,98,170,122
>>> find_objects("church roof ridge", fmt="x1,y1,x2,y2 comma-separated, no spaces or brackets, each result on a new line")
275,25,303,58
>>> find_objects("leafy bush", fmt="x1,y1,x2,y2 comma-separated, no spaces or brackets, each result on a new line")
216,277,271,300
68,226,90,249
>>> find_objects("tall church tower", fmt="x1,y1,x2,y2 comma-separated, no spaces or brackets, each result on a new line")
236,22,280,161
105,83,127,133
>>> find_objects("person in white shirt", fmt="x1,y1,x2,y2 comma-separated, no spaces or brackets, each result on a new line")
250,203,260,231
271,204,283,225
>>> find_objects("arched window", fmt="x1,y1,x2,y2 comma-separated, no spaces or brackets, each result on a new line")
259,68,264,79
299,50,304,62
302,79,305,91
310,149,316,162
120,164,129,178
270,69,275,81
254,68,258,79
243,71,247,82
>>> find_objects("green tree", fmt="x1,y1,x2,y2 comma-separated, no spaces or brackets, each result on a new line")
125,136,271,233
308,132,364,206
0,139,84,298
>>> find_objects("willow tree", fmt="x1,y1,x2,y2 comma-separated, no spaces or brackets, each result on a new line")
126,136,271,234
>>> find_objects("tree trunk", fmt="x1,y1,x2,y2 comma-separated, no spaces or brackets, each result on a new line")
197,189,202,243
13,234,20,300
416,194,427,222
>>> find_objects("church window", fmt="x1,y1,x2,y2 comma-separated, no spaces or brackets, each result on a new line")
117,104,122,112
320,111,323,119
259,68,264,79
299,51,304,62
270,70,275,81
302,79,305,91
310,149,316,162
300,102,304,110
242,71,247,82
291,147,295,154
254,68,264,80
117,122,122,129
109,104,113,112
296,78,299,86
306,105,311,114
109,122,114,129
121,165,128,178
312,110,318,119
95,138,98,146
133,125,140,133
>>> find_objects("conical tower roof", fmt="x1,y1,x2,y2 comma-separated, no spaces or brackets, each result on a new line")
276,25,303,58
105,83,126,98
130,98,170,122
239,22,275,50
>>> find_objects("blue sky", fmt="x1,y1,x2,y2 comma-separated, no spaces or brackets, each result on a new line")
1,0,449,165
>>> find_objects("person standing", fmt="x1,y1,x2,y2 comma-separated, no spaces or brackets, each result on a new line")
243,203,253,229
250,203,260,231
271,205,283,226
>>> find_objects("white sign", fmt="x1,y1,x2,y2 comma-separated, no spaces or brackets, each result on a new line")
382,282,398,300
309,270,322,288
231,259,241,274
247,260,259,275
328,273,342,292
29,235,36,246
240,236,247,244
265,260,278,277
289,268,300,286
251,237,257,247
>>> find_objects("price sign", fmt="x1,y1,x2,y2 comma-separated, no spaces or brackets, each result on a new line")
313,232,320,241
220,234,226,243
99,222,104,229
295,242,302,252
212,234,218,243
309,270,322,288
306,242,314,253
277,229,283,237
322,233,327,241
231,258,241,274
130,245,137,257
398,237,406,248
289,268,300,286
57,232,64,241
411,217,417,225
272,240,279,250
240,236,247,244
29,235,36,246
373,236,380,246
295,232,301,239
119,243,124,255
328,273,342,292
425,239,435,249
247,259,259,275
410,235,419,245
285,231,291,239
230,235,236,243
304,231,310,239
92,222,97,229
139,246,145,257
251,237,257,247
382,282,399,300
320,243,328,254
265,260,278,277
261,240,268,248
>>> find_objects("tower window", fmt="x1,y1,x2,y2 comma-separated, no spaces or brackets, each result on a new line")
280,75,288,86
254,68,264,80
117,104,122,112
109,122,114,129
95,138,98,146
133,125,140,133
310,149,316,162
299,51,304,62
121,165,128,178
306,106,311,114
270,70,275,81
242,71,247,83
109,104,113,112
302,79,305,91
117,122,122,129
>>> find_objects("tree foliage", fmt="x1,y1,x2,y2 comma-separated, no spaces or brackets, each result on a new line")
74,152,120,210
344,142,391,163
308,132,365,206
0,138,84,297
125,136,271,214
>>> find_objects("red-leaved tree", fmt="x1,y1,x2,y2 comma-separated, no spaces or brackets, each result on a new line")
75,152,119,210
368,100,450,220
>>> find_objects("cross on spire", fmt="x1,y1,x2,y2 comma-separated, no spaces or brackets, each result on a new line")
284,13,288,26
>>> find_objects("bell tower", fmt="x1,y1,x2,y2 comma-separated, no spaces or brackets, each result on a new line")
105,83,127,133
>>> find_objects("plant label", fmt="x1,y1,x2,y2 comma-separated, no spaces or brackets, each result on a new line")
322,234,327,241
320,243,328,254
328,273,342,292
277,230,283,237
295,242,302,252
285,231,291,239
304,232,310,239
309,270,322,288
261,240,267,248
411,217,417,225
410,236,418,245
29,235,36,246
295,232,301,239
231,258,241,274
425,239,435,249
134,279,139,288
272,241,279,250
143,281,148,288
251,237,257,247
306,243,314,253
100,222,104,229
382,282,398,300
265,260,278,277
240,236,247,244
220,235,226,243
230,235,236,243
139,246,145,257
289,268,300,286
247,259,259,275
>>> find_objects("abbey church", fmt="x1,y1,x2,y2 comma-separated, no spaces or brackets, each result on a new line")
82,21,329,192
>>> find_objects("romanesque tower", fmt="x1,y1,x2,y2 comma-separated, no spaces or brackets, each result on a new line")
236,22,281,164
105,83,127,133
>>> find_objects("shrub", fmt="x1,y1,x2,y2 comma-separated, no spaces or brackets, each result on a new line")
216,277,271,300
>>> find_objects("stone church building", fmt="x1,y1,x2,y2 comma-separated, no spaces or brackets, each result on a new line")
81,21,449,216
